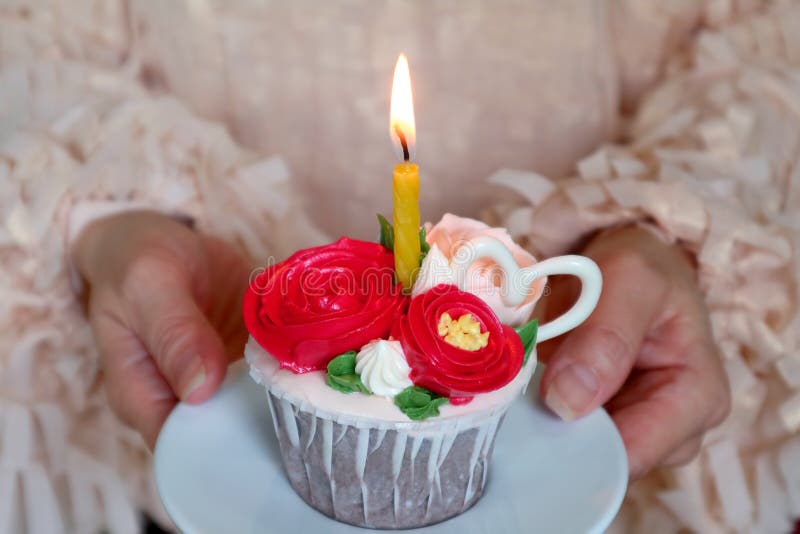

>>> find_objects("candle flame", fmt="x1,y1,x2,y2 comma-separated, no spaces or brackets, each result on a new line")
390,53,416,162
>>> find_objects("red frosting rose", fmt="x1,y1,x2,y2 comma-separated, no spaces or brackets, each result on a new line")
392,284,524,404
243,238,407,373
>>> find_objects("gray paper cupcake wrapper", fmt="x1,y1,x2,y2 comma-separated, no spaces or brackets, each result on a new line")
265,391,509,529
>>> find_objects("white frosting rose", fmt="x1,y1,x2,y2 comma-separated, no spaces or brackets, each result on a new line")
411,243,455,297
417,213,546,326
355,339,413,397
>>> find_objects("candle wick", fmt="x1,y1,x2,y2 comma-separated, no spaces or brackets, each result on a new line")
394,125,410,162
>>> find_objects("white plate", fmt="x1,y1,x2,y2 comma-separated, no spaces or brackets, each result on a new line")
154,364,627,534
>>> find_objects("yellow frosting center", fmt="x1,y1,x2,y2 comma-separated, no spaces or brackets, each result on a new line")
437,312,490,351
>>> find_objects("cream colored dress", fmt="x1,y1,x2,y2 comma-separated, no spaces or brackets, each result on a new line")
1,1,798,532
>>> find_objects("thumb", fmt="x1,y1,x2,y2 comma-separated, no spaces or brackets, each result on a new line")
540,252,668,420
131,267,229,404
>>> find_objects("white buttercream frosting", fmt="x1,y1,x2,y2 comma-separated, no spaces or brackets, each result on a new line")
246,337,537,429
411,244,456,297
354,339,413,398
423,214,546,326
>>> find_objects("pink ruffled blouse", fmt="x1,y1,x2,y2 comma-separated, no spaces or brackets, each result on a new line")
1,1,797,532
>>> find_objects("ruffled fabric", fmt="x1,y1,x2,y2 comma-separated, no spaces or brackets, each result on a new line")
487,4,800,532
124,0,623,239
0,7,324,533
0,0,796,532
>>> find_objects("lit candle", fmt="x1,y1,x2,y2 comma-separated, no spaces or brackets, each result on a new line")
390,53,420,289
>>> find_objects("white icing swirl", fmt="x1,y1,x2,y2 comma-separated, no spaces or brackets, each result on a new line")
355,339,413,398
411,243,456,297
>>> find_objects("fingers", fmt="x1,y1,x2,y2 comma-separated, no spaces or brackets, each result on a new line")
607,364,712,479
198,234,250,361
540,250,668,420
124,258,229,404
80,215,241,448
537,226,731,478
91,312,176,448
662,435,703,469
605,326,730,478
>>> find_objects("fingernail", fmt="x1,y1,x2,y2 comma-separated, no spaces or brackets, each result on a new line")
181,370,206,402
545,364,598,420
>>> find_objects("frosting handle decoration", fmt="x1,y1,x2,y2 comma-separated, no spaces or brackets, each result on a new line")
450,236,602,343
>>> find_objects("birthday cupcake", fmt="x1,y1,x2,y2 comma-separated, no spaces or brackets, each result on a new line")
243,55,601,529
243,212,601,529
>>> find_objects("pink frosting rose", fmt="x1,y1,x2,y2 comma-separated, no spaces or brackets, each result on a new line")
424,213,545,326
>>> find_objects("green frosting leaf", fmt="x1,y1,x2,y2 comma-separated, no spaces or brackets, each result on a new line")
326,373,370,395
377,214,394,250
376,215,430,268
394,386,449,420
326,351,370,395
515,319,538,366
418,227,430,265
418,227,431,253
327,351,357,375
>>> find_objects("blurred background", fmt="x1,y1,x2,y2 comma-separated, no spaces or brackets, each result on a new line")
1,1,799,533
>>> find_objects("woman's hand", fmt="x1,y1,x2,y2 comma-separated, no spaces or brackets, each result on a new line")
73,211,250,448
538,225,731,479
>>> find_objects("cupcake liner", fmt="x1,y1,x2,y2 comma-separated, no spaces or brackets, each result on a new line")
265,391,509,529
246,339,535,529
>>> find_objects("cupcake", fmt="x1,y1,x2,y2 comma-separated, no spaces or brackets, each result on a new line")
243,214,599,529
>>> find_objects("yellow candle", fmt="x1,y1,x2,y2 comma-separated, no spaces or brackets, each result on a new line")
389,53,420,289
393,162,420,288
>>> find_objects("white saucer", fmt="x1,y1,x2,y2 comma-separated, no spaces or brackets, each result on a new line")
154,364,628,534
